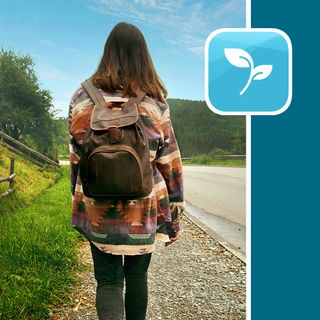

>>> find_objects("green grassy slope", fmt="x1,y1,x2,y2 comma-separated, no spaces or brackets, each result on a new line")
0,144,62,213
0,166,80,319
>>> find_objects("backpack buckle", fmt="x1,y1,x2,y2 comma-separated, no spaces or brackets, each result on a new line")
108,126,122,144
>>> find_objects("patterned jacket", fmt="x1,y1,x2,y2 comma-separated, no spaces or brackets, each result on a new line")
68,85,185,255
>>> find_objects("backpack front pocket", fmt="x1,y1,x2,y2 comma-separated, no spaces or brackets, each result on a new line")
87,145,143,198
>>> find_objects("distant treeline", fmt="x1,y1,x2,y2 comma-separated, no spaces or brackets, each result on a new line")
56,98,245,158
168,98,246,157
1,50,245,160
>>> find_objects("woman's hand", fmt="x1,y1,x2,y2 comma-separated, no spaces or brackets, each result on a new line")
169,230,180,242
165,230,180,247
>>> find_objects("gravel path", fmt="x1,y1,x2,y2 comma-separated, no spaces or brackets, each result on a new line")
50,215,246,320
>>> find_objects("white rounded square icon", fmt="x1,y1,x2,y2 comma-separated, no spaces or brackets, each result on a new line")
205,28,292,115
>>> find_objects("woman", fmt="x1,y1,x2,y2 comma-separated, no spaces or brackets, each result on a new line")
68,22,184,320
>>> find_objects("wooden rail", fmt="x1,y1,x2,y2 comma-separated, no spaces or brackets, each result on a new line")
0,130,60,168
0,158,16,197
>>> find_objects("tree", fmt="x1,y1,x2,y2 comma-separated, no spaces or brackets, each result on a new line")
168,98,246,157
52,117,69,157
231,131,246,155
0,49,57,157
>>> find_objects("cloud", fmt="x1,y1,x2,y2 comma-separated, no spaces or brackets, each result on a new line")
188,46,205,55
133,0,182,11
36,63,73,82
39,39,59,48
85,0,245,55
52,88,78,117
38,38,85,56
52,99,70,117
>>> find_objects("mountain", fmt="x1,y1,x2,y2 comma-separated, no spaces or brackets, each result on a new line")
168,99,246,157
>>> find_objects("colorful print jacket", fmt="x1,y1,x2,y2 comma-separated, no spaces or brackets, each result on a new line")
68,85,185,255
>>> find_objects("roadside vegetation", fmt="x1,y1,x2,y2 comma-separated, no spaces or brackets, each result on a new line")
0,166,80,319
183,156,245,167
0,145,61,212
0,49,80,319
182,148,246,167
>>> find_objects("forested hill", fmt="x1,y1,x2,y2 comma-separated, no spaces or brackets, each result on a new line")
167,99,246,157
55,98,245,158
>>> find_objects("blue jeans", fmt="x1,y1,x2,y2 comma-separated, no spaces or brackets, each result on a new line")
89,242,152,320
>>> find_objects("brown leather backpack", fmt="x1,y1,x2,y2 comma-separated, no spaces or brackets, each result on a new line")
79,80,153,199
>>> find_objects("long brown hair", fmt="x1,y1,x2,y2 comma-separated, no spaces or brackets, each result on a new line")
91,22,167,100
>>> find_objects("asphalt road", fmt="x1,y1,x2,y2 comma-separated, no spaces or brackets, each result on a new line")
183,165,246,226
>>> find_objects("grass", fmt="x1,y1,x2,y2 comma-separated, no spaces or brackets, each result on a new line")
183,154,246,167
0,145,62,213
0,165,81,319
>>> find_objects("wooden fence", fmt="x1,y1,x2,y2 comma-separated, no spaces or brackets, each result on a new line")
0,158,15,197
0,130,60,168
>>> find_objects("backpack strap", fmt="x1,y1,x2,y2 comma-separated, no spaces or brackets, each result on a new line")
81,79,146,109
81,80,108,108
81,79,147,131
126,87,146,108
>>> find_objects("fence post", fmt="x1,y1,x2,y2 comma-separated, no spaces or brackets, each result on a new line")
9,158,15,189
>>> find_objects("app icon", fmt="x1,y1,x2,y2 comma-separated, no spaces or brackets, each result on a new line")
205,28,292,115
